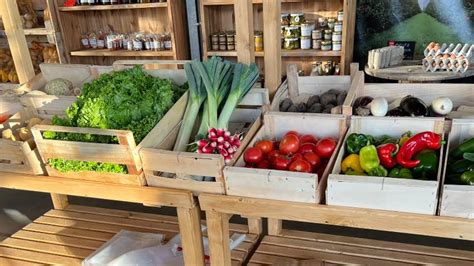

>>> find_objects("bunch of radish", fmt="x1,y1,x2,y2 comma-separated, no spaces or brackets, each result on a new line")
196,128,241,164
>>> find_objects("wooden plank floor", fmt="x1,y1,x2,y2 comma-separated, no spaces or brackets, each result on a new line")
249,230,474,265
0,205,258,265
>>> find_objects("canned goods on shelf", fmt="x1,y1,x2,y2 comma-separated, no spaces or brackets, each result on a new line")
327,18,336,30
333,41,342,51
285,26,301,38
321,40,332,51
324,29,332,41
281,13,290,26
301,36,311,49
290,13,305,26
301,22,315,37
255,32,263,52
284,38,300,50
318,17,327,28
332,31,342,42
337,10,344,21
312,29,322,40
334,21,343,32
312,39,321,50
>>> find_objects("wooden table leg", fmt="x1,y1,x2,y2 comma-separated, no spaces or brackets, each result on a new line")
206,210,231,266
50,194,69,209
268,218,282,236
177,204,205,266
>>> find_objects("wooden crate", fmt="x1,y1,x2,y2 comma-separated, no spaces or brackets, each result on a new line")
327,116,445,215
346,82,474,117
439,119,474,219
0,112,45,175
140,88,270,195
224,112,347,203
29,66,188,185
271,70,364,116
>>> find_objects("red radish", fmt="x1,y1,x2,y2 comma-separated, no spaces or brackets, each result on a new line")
228,147,235,154
208,128,217,138
217,136,224,143
197,148,203,153
224,141,231,148
224,156,232,164
219,149,229,157
216,128,225,136
202,145,213,153
217,144,224,150
210,141,217,148
198,139,208,148
224,131,231,138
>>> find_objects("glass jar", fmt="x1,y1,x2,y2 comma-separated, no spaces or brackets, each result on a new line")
290,13,305,26
332,31,342,42
310,62,321,76
321,40,332,51
300,36,311,50
226,32,235,50
337,10,344,21
318,17,327,28
281,13,290,26
254,32,263,52
312,30,322,40
327,18,336,30
312,39,321,50
324,29,332,41
218,33,227,50
284,26,301,38
284,38,299,50
211,33,219,50
333,41,342,51
334,21,343,32
300,22,315,37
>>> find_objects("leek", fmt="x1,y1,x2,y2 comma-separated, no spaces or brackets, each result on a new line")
217,63,259,129
174,62,207,151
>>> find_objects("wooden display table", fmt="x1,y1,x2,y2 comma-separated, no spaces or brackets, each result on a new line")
365,63,474,83
199,194,474,265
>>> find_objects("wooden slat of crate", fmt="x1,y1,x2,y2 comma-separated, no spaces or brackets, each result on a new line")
249,234,474,265
0,205,255,265
0,257,42,266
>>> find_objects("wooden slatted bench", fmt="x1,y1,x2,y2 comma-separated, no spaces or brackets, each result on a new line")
199,194,474,266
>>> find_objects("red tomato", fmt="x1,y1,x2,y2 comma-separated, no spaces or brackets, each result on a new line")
267,150,281,162
303,152,321,170
298,143,316,154
255,140,273,154
256,160,271,169
243,147,264,164
273,141,280,150
0,113,10,124
289,159,312,173
315,138,337,158
290,153,304,163
285,131,300,139
279,134,300,155
300,134,318,144
272,155,290,170
245,163,255,168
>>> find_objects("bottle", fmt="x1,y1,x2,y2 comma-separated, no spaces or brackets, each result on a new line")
87,0,96,5
102,0,111,4
80,0,88,5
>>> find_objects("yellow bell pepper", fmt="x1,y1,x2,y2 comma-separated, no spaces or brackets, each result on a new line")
341,154,364,174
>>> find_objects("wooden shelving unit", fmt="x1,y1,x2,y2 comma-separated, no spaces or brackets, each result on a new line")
55,0,189,65
199,0,356,82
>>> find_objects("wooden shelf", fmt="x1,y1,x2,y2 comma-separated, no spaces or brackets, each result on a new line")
59,2,168,12
70,49,174,57
0,28,53,37
207,49,341,57
203,0,308,6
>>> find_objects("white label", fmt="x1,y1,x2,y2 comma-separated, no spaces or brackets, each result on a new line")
89,38,97,48
133,40,143,50
165,40,172,50
97,40,105,49
81,38,89,46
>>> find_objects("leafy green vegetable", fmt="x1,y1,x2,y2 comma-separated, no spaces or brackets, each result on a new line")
45,66,185,173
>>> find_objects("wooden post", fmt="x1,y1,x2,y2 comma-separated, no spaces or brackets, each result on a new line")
246,217,263,235
0,0,35,84
263,0,282,98
177,204,205,266
206,211,231,266
267,218,282,236
341,0,357,75
234,0,255,64
50,194,69,210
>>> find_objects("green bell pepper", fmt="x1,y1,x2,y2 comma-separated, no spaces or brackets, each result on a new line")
448,159,474,174
375,134,398,145
346,133,369,154
346,169,367,176
450,138,474,159
460,171,474,185
388,167,413,179
359,144,387,176
463,153,474,162
412,150,438,180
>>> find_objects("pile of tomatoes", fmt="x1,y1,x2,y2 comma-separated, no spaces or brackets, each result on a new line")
243,131,337,174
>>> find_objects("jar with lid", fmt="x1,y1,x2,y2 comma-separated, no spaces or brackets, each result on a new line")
300,22,315,37
318,17,327,28
312,39,321,50
312,29,322,40
334,21,343,32
332,41,342,51
226,32,235,50
290,13,305,26
80,33,90,49
300,36,311,50
97,31,105,49
284,38,299,50
211,33,219,50
323,29,332,41
218,32,227,50
324,61,335,75
281,13,290,26
164,34,172,50
254,32,263,52
337,10,344,21
334,63,341,75
327,18,336,30
310,62,321,76
321,40,332,51
332,31,342,42
284,26,301,38
88,32,98,49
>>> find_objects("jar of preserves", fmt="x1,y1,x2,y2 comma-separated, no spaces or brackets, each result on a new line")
211,33,219,50
226,32,235,50
254,32,263,52
312,39,321,50
324,29,332,41
332,31,342,42
218,32,227,50
337,10,344,21
310,62,321,76
284,38,299,50
312,29,322,40
334,21,343,32
285,26,301,38
332,41,342,51
318,17,327,28
327,18,336,30
300,22,315,37
281,13,290,26
301,36,311,49
321,40,332,51
290,13,305,26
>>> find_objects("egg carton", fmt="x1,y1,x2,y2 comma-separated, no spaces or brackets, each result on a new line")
422,43,473,73
367,46,404,70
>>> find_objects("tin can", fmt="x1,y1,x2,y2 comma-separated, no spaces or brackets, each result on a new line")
312,39,321,50
327,18,336,30
301,36,311,49
334,21,343,32
300,22,315,37
324,29,332,41
332,31,342,42
337,10,344,21
255,32,263,52
333,41,342,51
321,40,332,51
312,29,322,40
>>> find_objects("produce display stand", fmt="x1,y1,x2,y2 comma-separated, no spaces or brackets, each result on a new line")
199,193,474,265
54,0,189,65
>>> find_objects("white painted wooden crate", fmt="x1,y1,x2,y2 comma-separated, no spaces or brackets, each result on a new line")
439,119,474,219
327,116,445,215
224,112,347,203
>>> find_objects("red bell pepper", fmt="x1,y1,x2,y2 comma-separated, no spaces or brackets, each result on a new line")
377,143,398,169
396,131,443,168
